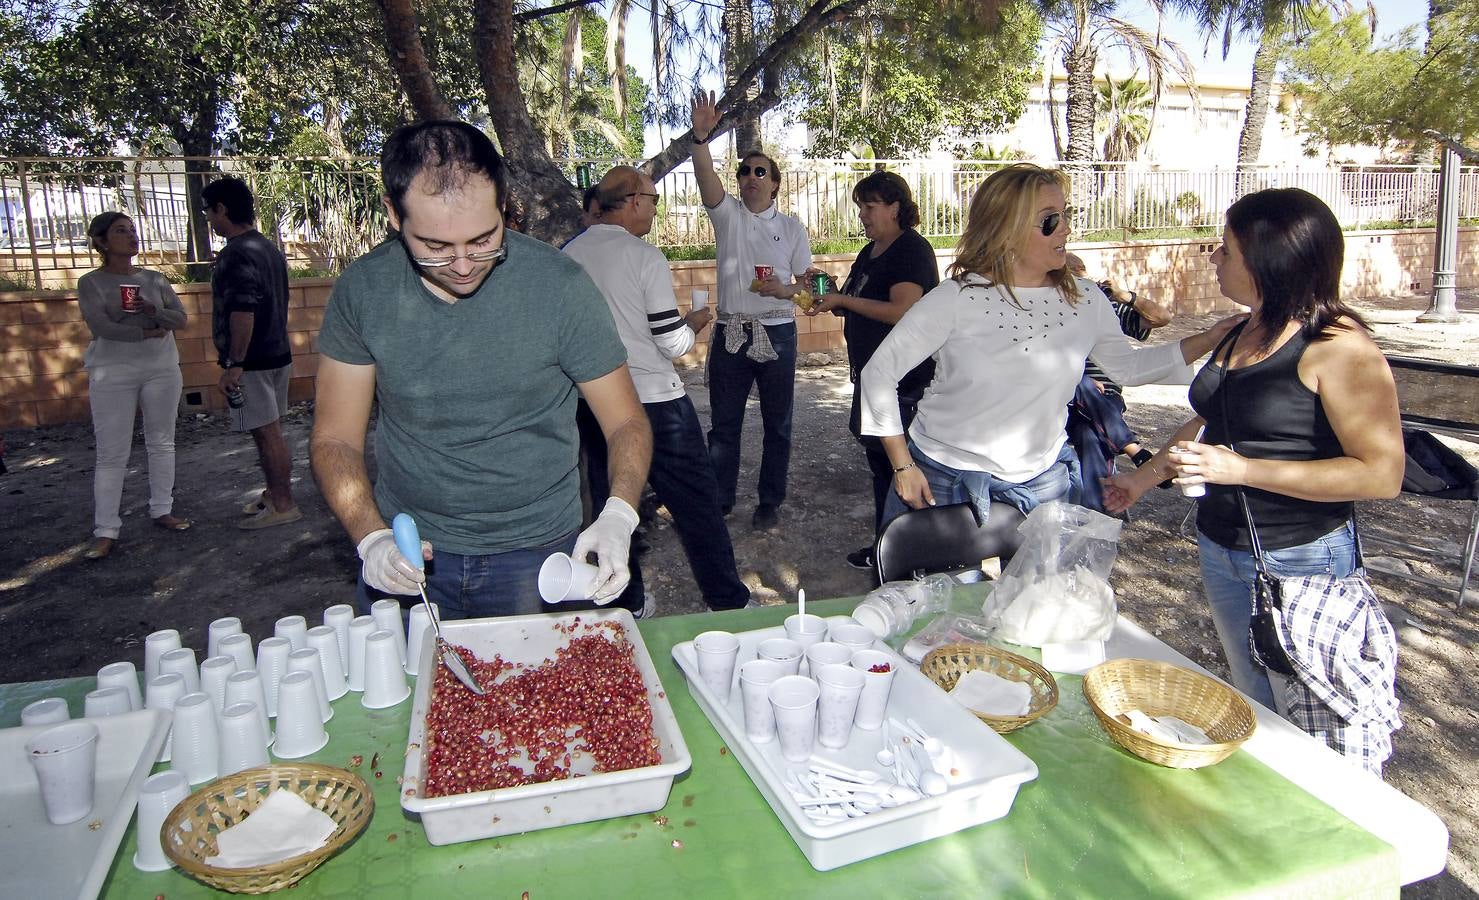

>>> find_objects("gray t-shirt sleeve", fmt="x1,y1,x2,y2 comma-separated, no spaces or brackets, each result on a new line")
557,265,628,384
316,273,375,365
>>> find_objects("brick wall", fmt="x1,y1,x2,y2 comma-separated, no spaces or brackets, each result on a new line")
2,228,1473,429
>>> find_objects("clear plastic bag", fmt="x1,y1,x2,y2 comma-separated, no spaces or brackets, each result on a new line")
851,574,953,639
986,501,1122,645
899,613,997,665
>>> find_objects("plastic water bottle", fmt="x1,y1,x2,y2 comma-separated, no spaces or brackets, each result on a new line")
225,386,245,409
852,574,954,639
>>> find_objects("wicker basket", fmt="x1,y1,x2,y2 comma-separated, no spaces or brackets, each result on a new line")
1082,658,1256,769
920,642,1059,733
161,764,374,894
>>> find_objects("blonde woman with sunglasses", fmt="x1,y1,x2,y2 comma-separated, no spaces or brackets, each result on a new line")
859,163,1241,527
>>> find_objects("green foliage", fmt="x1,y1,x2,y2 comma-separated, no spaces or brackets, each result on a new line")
1096,75,1151,161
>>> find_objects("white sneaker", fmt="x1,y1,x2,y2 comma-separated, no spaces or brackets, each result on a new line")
635,591,658,620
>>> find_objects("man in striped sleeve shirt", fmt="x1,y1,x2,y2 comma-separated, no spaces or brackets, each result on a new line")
565,166,754,614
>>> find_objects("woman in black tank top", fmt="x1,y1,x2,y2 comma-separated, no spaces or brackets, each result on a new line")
1102,189,1404,768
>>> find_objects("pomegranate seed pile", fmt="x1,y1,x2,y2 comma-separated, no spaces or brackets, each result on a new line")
868,662,892,673
422,618,661,797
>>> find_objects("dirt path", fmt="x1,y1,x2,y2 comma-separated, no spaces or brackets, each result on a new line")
0,292,1475,896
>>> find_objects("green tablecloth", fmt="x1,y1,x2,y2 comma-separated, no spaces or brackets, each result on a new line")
3,597,1398,899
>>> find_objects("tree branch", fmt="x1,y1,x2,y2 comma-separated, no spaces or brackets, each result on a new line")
515,0,606,22
375,0,454,120
1421,130,1479,163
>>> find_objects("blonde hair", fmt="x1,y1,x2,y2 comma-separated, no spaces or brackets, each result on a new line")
947,164,1080,306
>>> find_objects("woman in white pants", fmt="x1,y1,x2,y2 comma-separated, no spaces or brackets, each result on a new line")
77,212,189,559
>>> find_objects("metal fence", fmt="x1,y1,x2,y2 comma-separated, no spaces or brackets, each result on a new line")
2,155,1474,289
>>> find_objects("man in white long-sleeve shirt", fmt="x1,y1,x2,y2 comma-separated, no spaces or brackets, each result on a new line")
565,166,753,613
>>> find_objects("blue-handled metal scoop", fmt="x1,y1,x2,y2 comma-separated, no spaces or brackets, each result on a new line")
392,513,486,695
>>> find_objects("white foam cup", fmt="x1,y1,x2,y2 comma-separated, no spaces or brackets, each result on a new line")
739,659,786,744
323,604,355,676
199,655,237,712
217,702,270,776
26,721,100,824
538,552,601,604
271,671,329,759
805,641,853,677
157,647,200,694
757,637,804,677
21,697,69,726
142,629,181,682
306,626,349,700
274,614,308,651
693,631,741,703
96,661,144,710
767,675,820,763
814,664,866,749
134,770,188,871
362,630,411,709
255,637,292,718
83,687,133,718
406,603,441,676
691,288,709,311
144,673,187,762
206,616,243,659
217,632,255,673
168,692,219,785
370,599,409,666
287,648,335,723
783,614,829,652
849,649,898,731
346,615,375,692
224,670,273,747
829,622,877,653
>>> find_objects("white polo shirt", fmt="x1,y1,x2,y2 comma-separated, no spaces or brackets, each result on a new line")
706,194,813,325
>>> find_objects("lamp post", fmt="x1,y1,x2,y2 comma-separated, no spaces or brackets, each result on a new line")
1419,144,1461,323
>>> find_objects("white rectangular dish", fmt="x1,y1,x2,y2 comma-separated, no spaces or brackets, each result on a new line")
672,626,1038,870
401,609,691,846
0,707,170,900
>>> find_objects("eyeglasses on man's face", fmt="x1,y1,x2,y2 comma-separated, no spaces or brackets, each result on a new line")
737,165,769,179
1037,206,1076,237
627,192,660,204
408,245,508,268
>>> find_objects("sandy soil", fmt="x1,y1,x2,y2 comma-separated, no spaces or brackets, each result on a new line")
0,292,1474,896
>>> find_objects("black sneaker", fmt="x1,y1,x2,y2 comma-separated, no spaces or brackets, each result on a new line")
752,503,780,531
846,546,874,569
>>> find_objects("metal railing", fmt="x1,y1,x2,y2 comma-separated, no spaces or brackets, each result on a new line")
2,156,1474,289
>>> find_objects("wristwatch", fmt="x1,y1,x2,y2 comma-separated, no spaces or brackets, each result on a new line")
219,359,242,369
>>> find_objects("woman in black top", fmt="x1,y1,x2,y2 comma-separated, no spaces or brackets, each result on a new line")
1104,189,1403,755
809,171,940,568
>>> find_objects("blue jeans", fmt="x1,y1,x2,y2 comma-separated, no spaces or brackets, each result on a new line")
355,531,580,621
580,396,751,611
1197,521,1358,711
707,321,796,510
1067,374,1139,514
880,440,1080,528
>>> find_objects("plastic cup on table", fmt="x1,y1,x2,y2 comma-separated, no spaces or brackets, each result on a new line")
271,671,329,759
783,614,828,653
145,672,187,762
26,721,100,825
168,692,219,785
370,599,409,666
224,670,274,747
406,602,441,677
274,614,309,651
217,632,255,673
84,687,133,718
346,615,375,692
306,626,349,700
134,770,188,872
756,637,804,677
804,641,853,678
538,552,600,604
323,604,355,676
142,629,181,682
739,659,786,744
849,648,898,731
157,647,200,694
21,697,69,726
828,622,877,654
96,660,144,710
206,616,243,659
287,648,335,723
814,664,865,749
362,630,411,709
767,675,820,763
217,702,271,776
255,637,292,718
693,631,741,703
199,655,237,712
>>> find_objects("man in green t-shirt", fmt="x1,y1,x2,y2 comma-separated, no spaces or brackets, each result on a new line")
310,121,652,619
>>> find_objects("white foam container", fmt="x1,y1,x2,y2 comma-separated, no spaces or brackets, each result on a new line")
672,625,1038,870
400,609,691,846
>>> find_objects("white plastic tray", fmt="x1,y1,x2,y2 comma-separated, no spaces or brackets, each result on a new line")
0,708,170,900
672,626,1038,870
401,609,691,845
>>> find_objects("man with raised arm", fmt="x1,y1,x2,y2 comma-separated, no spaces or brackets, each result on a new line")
310,121,652,619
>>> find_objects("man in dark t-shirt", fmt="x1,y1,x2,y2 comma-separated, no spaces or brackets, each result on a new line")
204,177,299,529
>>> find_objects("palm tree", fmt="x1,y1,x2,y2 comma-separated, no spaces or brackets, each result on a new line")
1096,74,1152,160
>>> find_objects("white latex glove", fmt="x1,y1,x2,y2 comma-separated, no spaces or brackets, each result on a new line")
356,528,429,596
573,497,640,603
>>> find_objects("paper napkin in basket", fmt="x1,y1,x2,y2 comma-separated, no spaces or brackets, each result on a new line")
948,669,1032,717
207,789,338,869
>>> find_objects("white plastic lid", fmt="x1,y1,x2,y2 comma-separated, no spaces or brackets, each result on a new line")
851,600,893,638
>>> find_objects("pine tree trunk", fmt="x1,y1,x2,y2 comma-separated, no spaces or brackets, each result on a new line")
375,0,454,121
1235,27,1278,194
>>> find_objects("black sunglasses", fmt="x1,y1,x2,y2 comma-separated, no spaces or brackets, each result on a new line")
737,164,769,179
1038,206,1075,237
